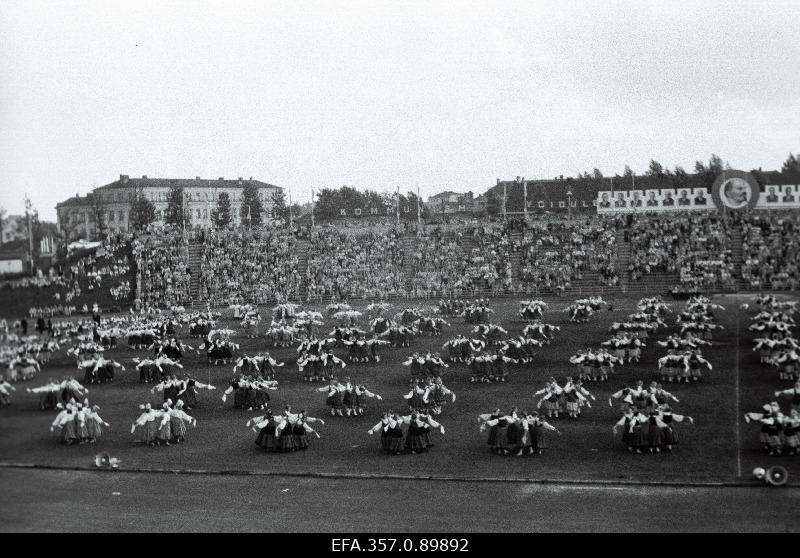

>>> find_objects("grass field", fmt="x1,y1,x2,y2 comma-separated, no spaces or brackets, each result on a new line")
1,292,797,485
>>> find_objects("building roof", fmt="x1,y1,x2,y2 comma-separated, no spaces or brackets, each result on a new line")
99,175,282,191
56,193,96,209
429,191,462,200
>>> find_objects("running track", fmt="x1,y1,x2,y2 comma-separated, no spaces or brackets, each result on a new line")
1,468,797,532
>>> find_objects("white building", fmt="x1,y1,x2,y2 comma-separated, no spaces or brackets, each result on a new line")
56,175,283,239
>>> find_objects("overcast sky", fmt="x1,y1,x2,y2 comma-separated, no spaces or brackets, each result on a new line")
1,0,798,220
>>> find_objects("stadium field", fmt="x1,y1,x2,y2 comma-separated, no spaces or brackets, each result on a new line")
0,292,797,486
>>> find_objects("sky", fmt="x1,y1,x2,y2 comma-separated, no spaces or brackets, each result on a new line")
1,0,798,221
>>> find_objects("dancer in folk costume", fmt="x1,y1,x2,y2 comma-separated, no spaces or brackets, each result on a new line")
168,400,196,443
7,355,40,381
518,300,547,322
400,412,444,454
647,382,680,413
678,351,713,383
240,311,262,339
153,402,173,446
744,403,784,455
608,384,635,413
27,381,62,411
612,409,638,452
0,380,15,408
82,402,111,444
344,381,383,416
629,380,650,413
403,379,429,413
292,411,325,451
534,378,564,418
368,412,403,455
498,338,526,365
566,303,594,323
775,381,800,412
275,409,323,451
518,412,561,455
50,403,79,444
657,352,684,383
318,379,346,416
131,403,159,446
479,409,519,454
562,377,595,418
79,355,125,384
402,352,427,379
657,405,694,452
422,376,456,415
772,348,800,381
343,338,370,363
176,377,216,409
522,321,560,345
257,353,285,380
365,337,390,363
248,409,279,452
135,357,165,383
781,409,800,456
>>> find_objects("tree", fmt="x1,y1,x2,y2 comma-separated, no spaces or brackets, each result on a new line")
781,153,800,175
129,187,156,231
623,165,633,177
694,160,707,174
0,206,5,245
750,167,767,188
672,165,690,189
270,190,289,224
90,192,108,240
165,186,185,228
212,192,232,229
592,168,604,180
485,191,501,217
646,159,664,176
241,182,263,226
708,154,724,174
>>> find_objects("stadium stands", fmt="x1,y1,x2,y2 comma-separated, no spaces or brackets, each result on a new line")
2,209,799,317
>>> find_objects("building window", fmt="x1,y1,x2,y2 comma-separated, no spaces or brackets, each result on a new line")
203,209,207,219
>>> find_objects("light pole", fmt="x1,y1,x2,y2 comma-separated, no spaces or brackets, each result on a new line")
567,189,573,221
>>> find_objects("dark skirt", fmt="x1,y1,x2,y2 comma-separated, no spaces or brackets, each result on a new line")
279,428,297,452
293,424,309,450
41,391,58,411
60,420,77,443
531,426,548,450
646,423,664,448
405,426,426,452
661,426,679,445
492,425,509,450
387,427,404,453
506,423,523,448
181,389,198,408
630,425,647,448
233,389,245,409
255,424,277,451
326,393,343,409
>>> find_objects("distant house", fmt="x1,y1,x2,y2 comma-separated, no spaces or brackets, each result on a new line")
1,215,26,245
426,191,476,214
0,240,28,276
